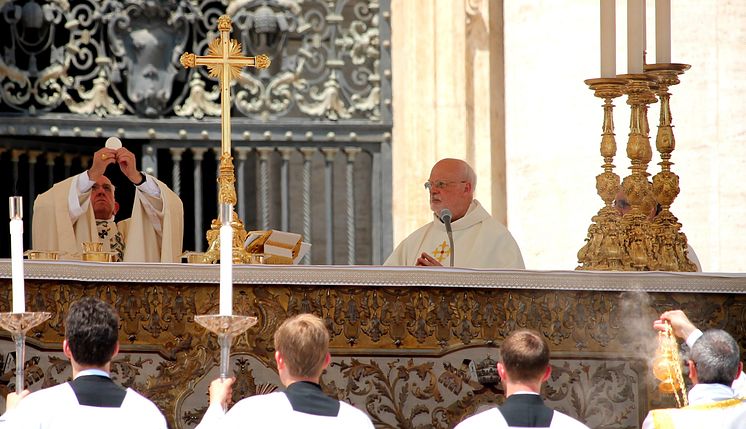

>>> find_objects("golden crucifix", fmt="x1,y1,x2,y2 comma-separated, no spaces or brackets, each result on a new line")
180,15,271,263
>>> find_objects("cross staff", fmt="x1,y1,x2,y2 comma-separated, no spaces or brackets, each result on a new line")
180,15,270,263
180,15,270,155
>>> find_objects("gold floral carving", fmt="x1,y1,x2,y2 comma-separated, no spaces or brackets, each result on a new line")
2,279,746,428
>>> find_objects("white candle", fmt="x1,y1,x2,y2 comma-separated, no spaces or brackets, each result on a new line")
600,0,616,77
219,224,233,316
655,0,671,63
10,218,24,313
627,0,644,73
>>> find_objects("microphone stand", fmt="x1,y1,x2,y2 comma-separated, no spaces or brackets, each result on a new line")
440,209,454,267
446,225,454,267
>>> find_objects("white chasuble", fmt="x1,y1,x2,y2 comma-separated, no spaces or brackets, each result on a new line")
32,173,183,263
385,199,524,269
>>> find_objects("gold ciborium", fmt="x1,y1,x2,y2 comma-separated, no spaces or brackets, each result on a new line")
652,322,687,406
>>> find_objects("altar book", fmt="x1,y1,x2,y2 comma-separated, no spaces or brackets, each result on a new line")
244,230,310,264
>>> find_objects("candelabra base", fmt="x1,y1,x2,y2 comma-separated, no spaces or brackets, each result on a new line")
194,315,258,379
0,312,52,392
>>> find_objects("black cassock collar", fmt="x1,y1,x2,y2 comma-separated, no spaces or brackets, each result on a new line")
498,393,554,428
284,381,341,417
69,375,127,408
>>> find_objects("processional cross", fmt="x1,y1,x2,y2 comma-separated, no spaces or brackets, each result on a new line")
180,15,270,263
181,15,265,381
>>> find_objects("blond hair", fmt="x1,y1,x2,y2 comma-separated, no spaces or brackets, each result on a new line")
274,314,330,378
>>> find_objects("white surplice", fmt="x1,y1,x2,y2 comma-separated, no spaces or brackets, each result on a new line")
0,382,166,429
196,391,374,429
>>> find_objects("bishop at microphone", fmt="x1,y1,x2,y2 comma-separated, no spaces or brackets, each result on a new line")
384,158,524,269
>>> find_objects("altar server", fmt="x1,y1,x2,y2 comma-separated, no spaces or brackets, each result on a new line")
32,143,183,262
642,310,746,429
455,329,590,429
384,158,524,269
196,314,374,429
0,297,167,428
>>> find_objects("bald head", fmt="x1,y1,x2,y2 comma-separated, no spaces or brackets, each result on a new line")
427,158,475,221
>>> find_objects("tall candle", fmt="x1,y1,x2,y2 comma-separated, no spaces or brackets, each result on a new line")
655,0,671,63
627,0,644,73
600,0,616,77
642,0,647,63
9,197,24,313
219,224,233,316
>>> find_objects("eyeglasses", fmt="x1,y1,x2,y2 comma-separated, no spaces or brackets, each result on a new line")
424,180,467,190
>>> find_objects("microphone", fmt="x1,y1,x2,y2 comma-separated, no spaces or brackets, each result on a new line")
439,209,454,267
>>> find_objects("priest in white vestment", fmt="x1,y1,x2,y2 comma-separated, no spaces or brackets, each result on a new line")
0,298,166,429
32,146,183,262
455,329,590,429
196,314,374,429
642,310,746,429
385,158,524,269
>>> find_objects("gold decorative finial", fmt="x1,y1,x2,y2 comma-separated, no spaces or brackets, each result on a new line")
256,54,271,69
217,15,232,32
180,53,196,69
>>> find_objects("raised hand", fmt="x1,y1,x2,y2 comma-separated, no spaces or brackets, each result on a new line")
653,310,697,340
88,148,118,181
115,147,144,184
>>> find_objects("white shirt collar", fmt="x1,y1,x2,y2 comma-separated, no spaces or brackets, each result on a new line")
75,368,111,379
688,382,737,405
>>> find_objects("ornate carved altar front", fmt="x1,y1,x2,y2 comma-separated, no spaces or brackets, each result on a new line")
1,262,745,428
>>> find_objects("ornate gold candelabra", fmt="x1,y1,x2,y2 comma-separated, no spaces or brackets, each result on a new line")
577,78,627,270
579,62,695,272
645,63,696,272
617,73,657,270
181,15,271,263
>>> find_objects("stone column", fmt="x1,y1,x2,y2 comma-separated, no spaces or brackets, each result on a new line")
390,0,507,246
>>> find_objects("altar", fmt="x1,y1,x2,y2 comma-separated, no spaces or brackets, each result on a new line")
1,261,745,428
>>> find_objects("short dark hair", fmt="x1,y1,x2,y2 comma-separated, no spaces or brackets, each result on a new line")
690,329,740,385
273,314,329,379
500,329,550,383
65,297,119,366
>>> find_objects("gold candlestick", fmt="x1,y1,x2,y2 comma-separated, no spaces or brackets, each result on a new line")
577,78,627,271
617,74,657,270
645,63,696,271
